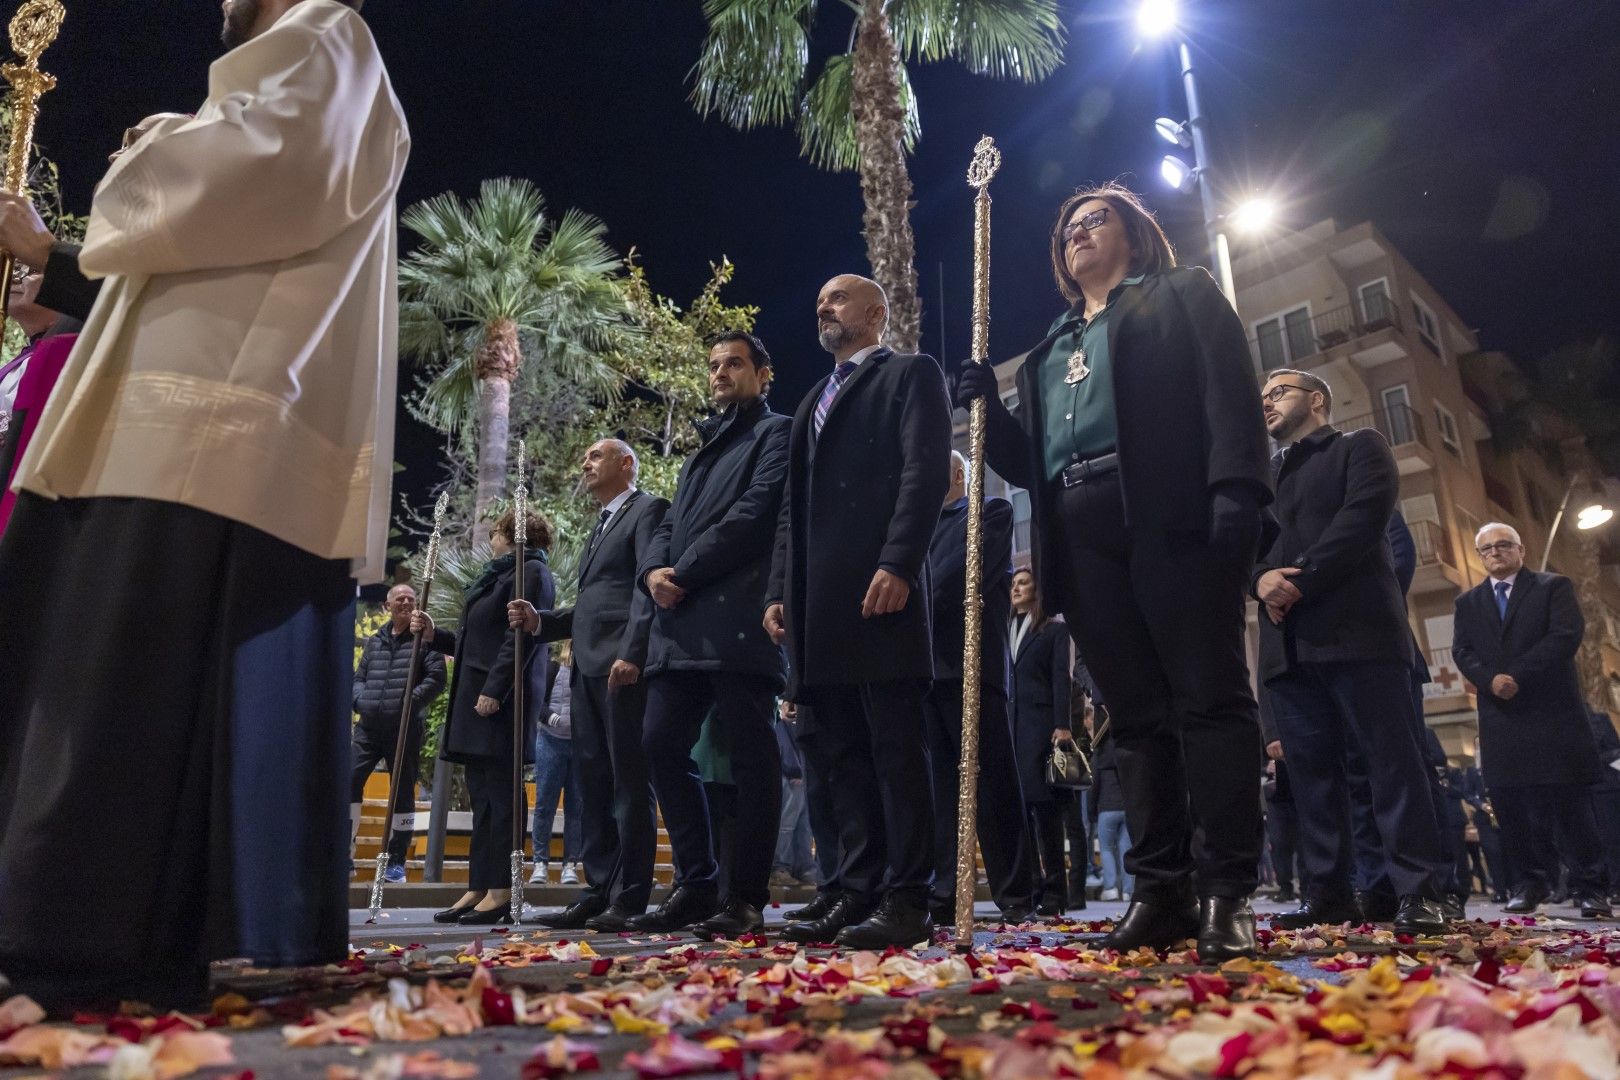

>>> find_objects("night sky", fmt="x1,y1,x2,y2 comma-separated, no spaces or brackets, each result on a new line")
32,0,1620,512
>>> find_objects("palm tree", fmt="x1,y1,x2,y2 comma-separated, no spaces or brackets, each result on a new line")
399,177,628,543
691,0,1064,353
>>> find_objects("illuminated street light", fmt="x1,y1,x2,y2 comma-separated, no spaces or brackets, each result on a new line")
1229,196,1278,234
1160,155,1196,194
1137,0,1179,39
1540,480,1614,571
1154,116,1191,148
1578,504,1614,530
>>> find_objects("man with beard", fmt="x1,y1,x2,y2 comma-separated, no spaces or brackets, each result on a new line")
0,0,407,1010
766,274,951,949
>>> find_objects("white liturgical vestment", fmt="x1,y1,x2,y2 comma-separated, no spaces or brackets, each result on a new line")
14,0,410,583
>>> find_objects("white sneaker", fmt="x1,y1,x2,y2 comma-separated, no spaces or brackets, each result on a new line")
528,861,550,885
560,862,580,885
1099,888,1121,901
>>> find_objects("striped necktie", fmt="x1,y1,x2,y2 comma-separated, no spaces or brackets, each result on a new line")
813,361,858,436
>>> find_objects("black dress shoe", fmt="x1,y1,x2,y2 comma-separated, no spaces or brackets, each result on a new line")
1392,895,1447,936
784,894,837,923
1355,890,1399,923
1442,894,1467,922
691,899,764,940
584,905,635,932
629,886,719,933
782,895,874,945
1273,888,1298,904
1503,885,1549,914
1197,897,1256,963
532,895,609,929
433,900,482,923
1035,898,1065,919
458,902,514,925
998,906,1035,925
1576,894,1614,919
835,895,932,950
1099,897,1199,952
1272,897,1360,930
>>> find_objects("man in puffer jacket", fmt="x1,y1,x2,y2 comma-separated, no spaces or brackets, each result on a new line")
351,583,447,880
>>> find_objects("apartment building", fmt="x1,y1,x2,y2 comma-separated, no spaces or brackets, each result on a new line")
958,217,1620,758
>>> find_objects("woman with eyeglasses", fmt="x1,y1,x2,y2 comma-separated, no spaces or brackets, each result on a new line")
957,182,1272,962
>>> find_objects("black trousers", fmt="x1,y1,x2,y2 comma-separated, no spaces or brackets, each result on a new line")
1593,788,1620,894
922,683,1034,912
351,719,423,867
1028,795,1070,908
1049,475,1262,900
803,735,842,898
1491,784,1607,897
572,670,655,913
1265,797,1301,894
1064,789,1092,891
799,680,933,907
1266,659,1445,901
463,752,526,890
642,671,780,909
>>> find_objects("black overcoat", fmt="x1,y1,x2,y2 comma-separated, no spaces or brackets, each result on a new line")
928,496,1013,697
639,398,790,687
431,554,552,764
1010,617,1071,804
768,348,952,691
1452,569,1602,788
977,267,1271,621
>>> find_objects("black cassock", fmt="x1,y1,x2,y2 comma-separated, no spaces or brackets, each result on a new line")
0,492,354,1010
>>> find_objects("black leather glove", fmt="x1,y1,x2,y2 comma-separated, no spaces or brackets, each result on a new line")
1210,482,1262,562
954,362,1001,411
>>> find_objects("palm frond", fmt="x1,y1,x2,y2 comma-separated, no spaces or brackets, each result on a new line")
798,52,921,172
890,0,1065,82
690,0,818,130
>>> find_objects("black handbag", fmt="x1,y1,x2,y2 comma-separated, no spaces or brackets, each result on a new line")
1044,735,1093,790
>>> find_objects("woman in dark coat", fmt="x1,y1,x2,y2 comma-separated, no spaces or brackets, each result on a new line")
1009,568,1073,916
413,507,554,924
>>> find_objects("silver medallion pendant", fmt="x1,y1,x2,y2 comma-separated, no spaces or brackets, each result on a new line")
1064,347,1091,385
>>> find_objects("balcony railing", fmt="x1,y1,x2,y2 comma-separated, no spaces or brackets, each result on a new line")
1410,519,1455,569
1255,298,1405,370
1336,402,1427,450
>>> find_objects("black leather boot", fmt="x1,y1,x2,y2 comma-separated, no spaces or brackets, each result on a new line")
692,899,765,940
1273,896,1361,930
628,886,719,932
835,894,932,950
782,895,875,945
531,895,608,929
1099,896,1199,952
1196,897,1256,963
784,893,837,923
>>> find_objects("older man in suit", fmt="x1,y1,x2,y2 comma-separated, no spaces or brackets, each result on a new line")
1452,524,1611,917
514,439,669,931
765,274,952,949
1253,369,1447,936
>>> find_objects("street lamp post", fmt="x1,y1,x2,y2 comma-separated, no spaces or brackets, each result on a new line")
1540,474,1614,572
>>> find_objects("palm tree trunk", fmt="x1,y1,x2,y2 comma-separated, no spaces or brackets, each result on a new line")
472,318,522,545
1572,534,1609,708
851,0,921,354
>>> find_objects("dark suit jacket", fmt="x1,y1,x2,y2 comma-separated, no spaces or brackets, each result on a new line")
1590,711,1620,793
639,398,790,687
539,489,669,678
36,242,100,324
1253,425,1410,682
1453,569,1602,788
1010,616,1070,803
978,267,1272,621
768,348,952,690
928,496,1013,697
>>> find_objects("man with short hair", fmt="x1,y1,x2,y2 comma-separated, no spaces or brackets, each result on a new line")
1253,369,1448,936
1452,523,1612,917
350,583,446,882
514,439,669,930
0,0,407,1009
632,331,791,938
766,274,952,949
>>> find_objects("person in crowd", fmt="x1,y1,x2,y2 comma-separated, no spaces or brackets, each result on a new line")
1010,568,1074,916
512,439,669,931
957,182,1271,962
0,273,75,537
1086,703,1132,903
351,583,447,882
0,0,407,1010
413,508,553,924
1063,680,1095,908
1588,710,1620,904
631,331,791,938
1460,766,1509,902
1262,745,1301,904
766,274,951,949
780,696,845,925
773,701,820,888
1452,523,1612,917
924,452,1035,926
1254,369,1448,935
530,647,582,887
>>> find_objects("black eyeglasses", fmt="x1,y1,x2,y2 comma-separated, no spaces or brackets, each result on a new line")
1261,384,1314,404
1476,541,1520,555
1060,207,1111,242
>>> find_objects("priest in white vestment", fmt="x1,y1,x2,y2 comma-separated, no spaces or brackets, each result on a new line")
0,0,408,1011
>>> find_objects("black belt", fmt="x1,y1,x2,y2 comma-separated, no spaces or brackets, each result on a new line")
1061,452,1119,488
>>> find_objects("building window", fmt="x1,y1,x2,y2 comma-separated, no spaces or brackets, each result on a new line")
1253,305,1313,370
1009,488,1033,560
1433,402,1462,459
1359,278,1393,325
1380,384,1415,445
1411,294,1443,359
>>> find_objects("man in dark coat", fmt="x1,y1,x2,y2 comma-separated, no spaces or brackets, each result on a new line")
1253,370,1447,935
1586,711,1620,903
922,451,1034,925
1452,523,1611,917
633,331,791,938
517,439,669,930
765,274,951,948
350,582,446,879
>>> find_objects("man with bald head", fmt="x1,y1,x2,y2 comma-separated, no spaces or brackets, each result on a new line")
1452,523,1611,917
767,274,952,948
518,438,669,929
